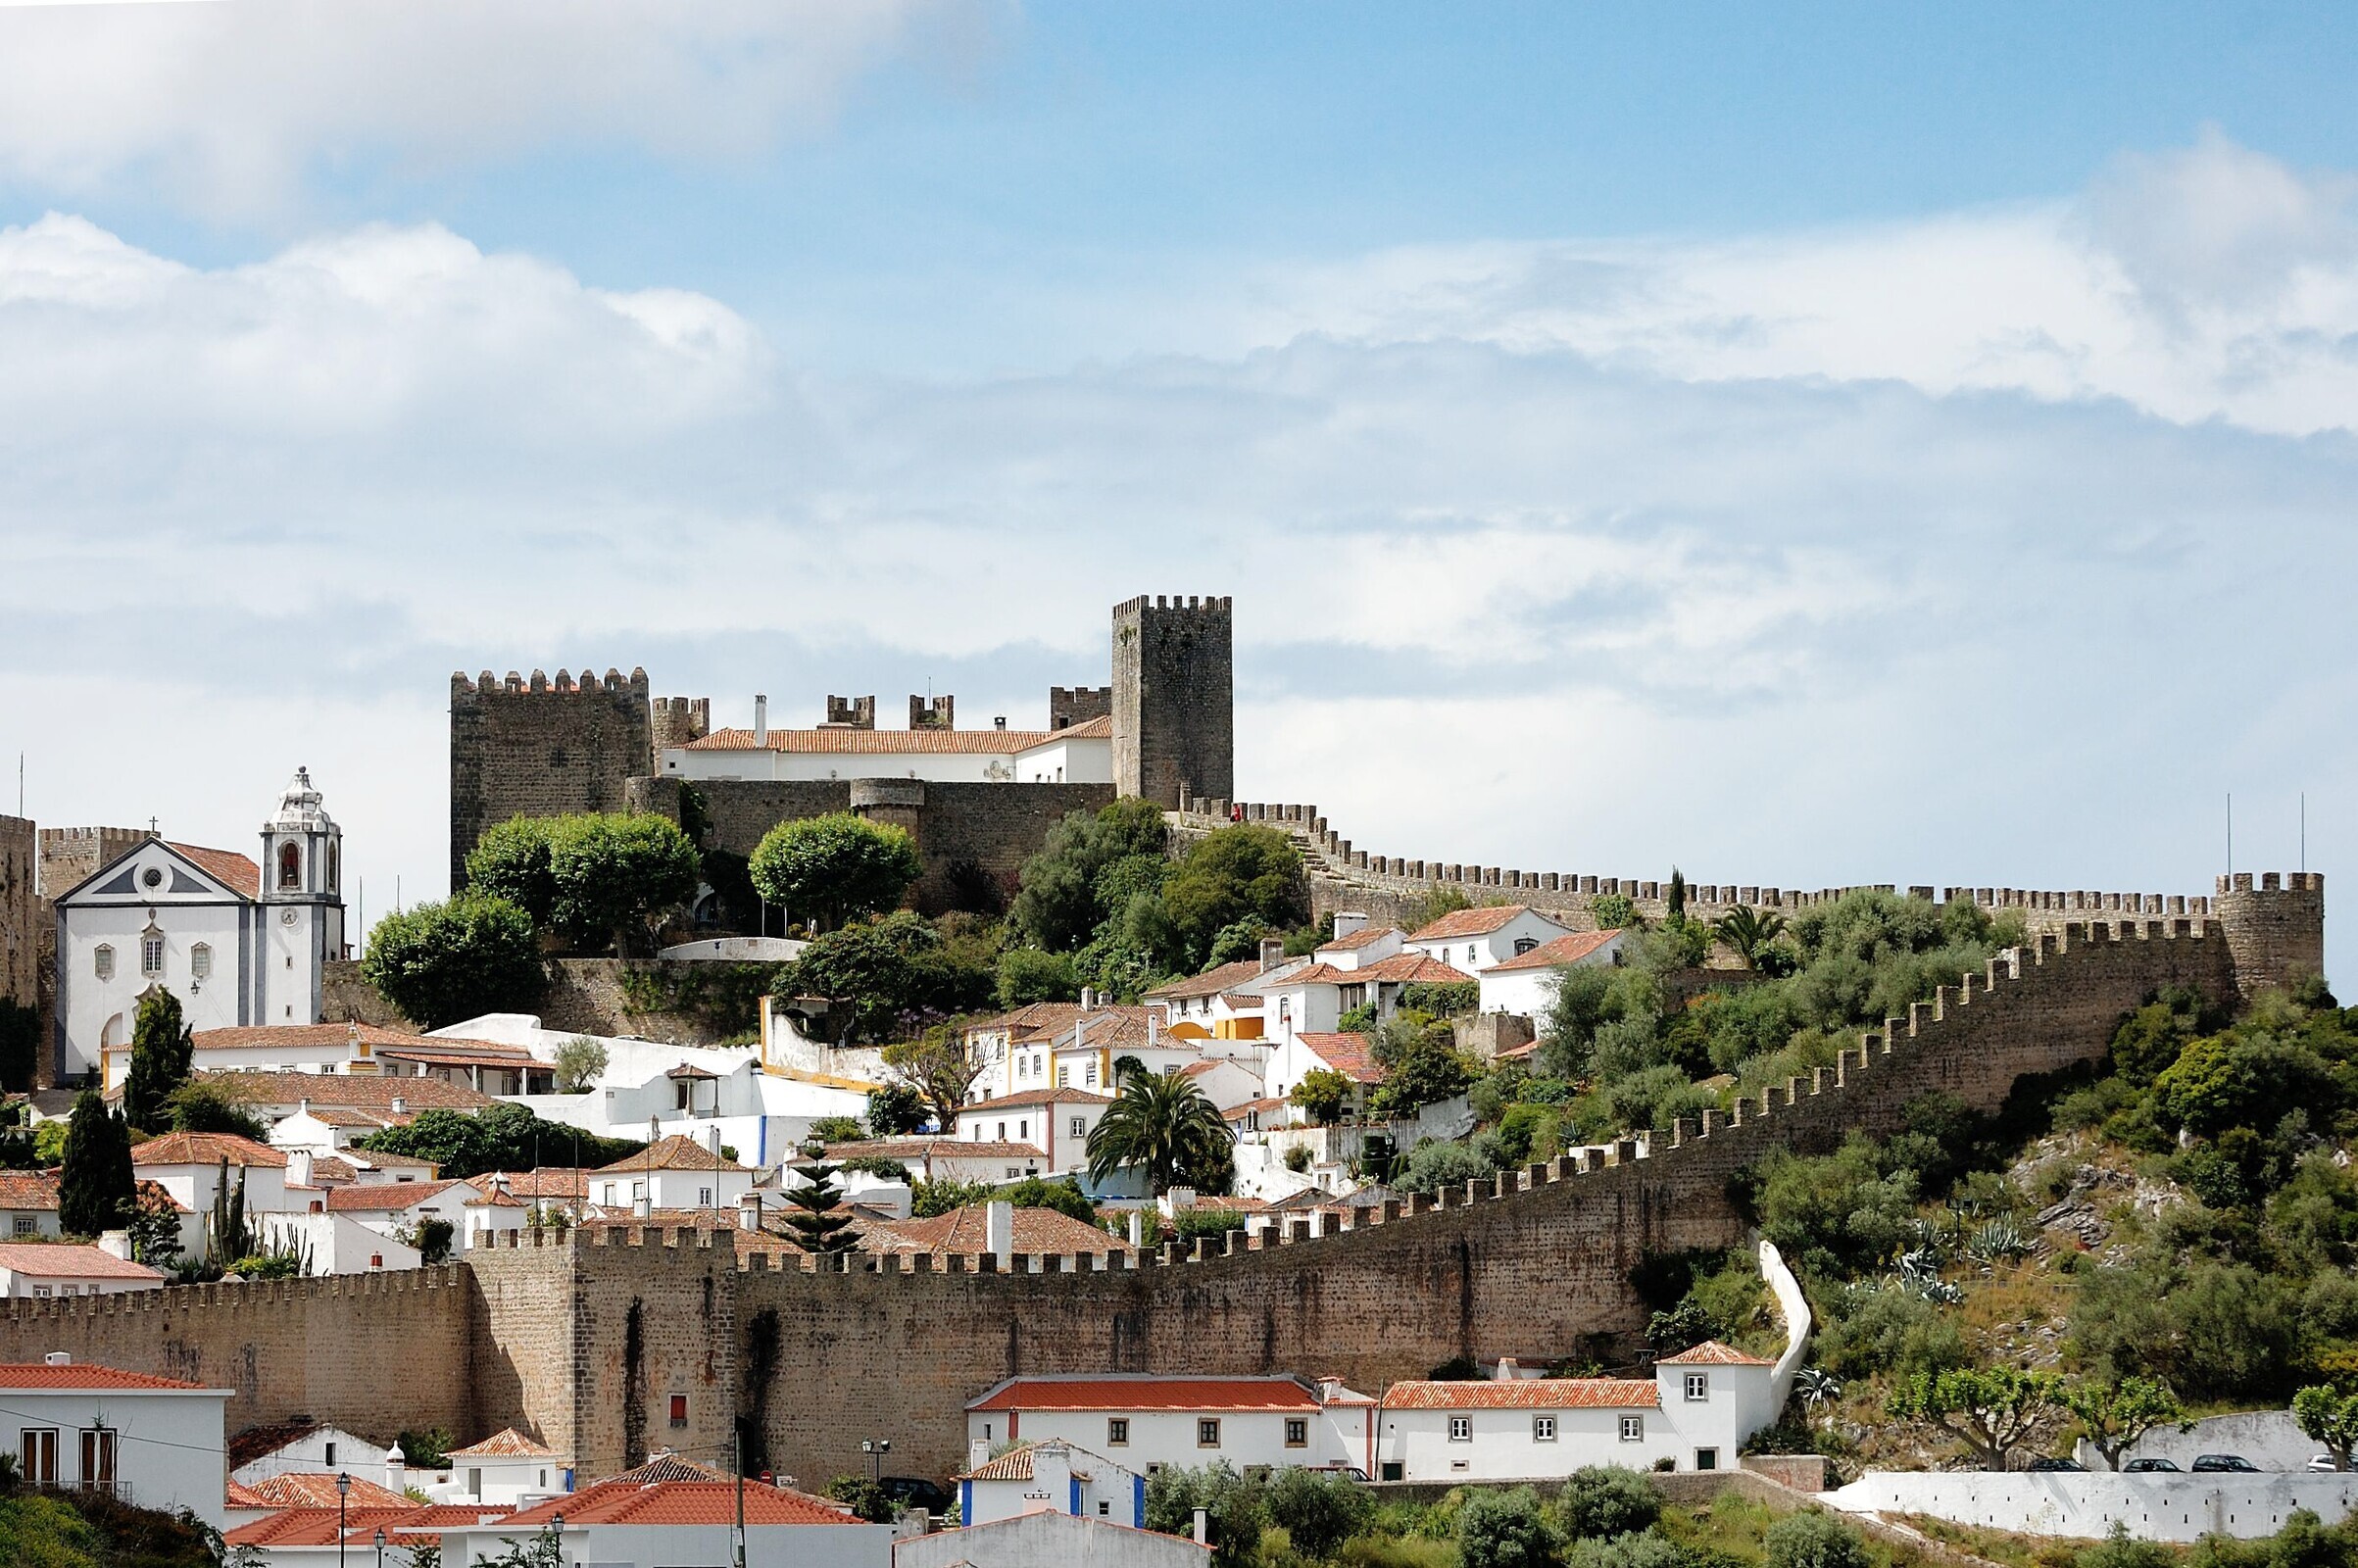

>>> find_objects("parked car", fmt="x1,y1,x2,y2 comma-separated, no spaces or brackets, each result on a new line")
880,1476,955,1516
2124,1458,2182,1473
2028,1457,2088,1472
2308,1454,2343,1473
2191,1454,2261,1473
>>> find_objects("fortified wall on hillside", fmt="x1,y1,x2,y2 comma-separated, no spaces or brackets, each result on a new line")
450,595,1232,907
0,875,2321,1485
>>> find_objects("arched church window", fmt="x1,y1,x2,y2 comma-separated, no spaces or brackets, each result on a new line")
278,842,302,890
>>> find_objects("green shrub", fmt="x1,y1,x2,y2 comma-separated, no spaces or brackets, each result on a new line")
1763,1510,1870,1568
1555,1465,1659,1541
1457,1486,1559,1568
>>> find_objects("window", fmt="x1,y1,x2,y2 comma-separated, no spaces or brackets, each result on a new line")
12,1217,34,1237
1448,1416,1472,1443
140,934,165,977
996,1122,1007,1141
699,1187,713,1206
1005,1167,1021,1178
1465,946,1477,968
1284,1418,1307,1448
1339,984,1365,1010
668,1395,688,1428
279,842,302,889
1534,1416,1557,1442
1069,1117,1087,1139
468,1467,483,1495
1018,1120,1029,1141
30,1286,48,1298
1106,1419,1129,1446
79,1428,116,1493
191,943,212,980
1513,937,1539,956
21,1429,56,1486
1695,1448,1718,1471
1684,1373,1709,1402
1197,1418,1221,1448
1057,1065,1069,1087
93,946,113,981
1033,1054,1044,1076
1099,1500,1110,1516
1619,1415,1645,1443
1085,1060,1099,1087
323,1442,337,1466
1017,1056,1027,1079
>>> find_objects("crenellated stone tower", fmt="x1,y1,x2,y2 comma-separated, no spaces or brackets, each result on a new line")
1111,594,1234,808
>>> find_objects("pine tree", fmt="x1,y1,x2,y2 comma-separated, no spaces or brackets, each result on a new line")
779,1161,860,1256
123,989,194,1132
58,1091,134,1237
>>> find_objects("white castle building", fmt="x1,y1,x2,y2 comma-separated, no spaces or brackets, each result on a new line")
54,769,348,1086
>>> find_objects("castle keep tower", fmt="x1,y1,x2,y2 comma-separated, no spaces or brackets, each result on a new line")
449,668,657,887
1112,594,1234,807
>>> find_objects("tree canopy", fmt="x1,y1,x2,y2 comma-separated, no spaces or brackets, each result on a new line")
362,893,544,1030
123,989,193,1132
58,1091,134,1238
467,811,701,951
748,812,923,931
1085,1068,1232,1197
357,1103,644,1179
783,911,992,1043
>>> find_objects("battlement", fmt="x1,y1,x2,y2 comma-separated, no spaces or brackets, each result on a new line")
451,666,650,697
1112,593,1234,616
909,694,955,730
1049,685,1111,730
1113,594,1234,806
822,695,877,729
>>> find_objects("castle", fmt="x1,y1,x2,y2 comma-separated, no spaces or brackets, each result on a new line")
449,594,1234,906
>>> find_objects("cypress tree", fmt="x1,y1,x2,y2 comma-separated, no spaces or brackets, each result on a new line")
58,1091,134,1237
123,989,194,1132
779,1161,860,1256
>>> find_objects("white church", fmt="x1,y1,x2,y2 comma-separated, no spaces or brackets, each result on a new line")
53,769,348,1086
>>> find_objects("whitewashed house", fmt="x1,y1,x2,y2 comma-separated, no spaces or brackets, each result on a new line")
1476,929,1629,1018
56,770,346,1086
586,1135,760,1215
957,1438,1145,1529
1261,1033,1382,1122
230,1422,391,1486
437,1478,890,1567
966,1374,1377,1479
1374,1342,1777,1482
954,1089,1112,1177
1258,955,1472,1059
1402,906,1573,977
1,1356,233,1524
823,1137,1047,1185
431,1428,569,1505
0,1172,61,1240
662,701,1111,787
0,1241,163,1298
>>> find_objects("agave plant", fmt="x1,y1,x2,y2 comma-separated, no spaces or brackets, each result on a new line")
1795,1367,1843,1416
1964,1216,2031,1267
1919,1278,1967,1304
1897,1247,1942,1287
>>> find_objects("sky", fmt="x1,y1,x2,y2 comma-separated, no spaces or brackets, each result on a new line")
1,3,2354,978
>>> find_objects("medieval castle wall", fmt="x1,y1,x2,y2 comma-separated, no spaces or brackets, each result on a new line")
449,668,661,887
0,815,32,1013
1113,594,1233,808
0,884,2308,1481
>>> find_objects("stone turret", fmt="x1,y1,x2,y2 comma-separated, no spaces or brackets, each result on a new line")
2215,871,2327,1000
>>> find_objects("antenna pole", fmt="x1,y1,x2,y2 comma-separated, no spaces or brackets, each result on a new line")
2226,793,2234,875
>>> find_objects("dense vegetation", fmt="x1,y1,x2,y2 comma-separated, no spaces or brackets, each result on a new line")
0,1488,220,1568
357,1102,646,1178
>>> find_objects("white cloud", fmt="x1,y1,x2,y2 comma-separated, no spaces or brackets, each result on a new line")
0,141,2354,981
0,0,965,216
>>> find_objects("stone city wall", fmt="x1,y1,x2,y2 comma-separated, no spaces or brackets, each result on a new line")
449,668,663,888
0,815,33,1012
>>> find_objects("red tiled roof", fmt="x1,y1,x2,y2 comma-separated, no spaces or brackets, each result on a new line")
326,1180,463,1212
592,1135,743,1176
1317,926,1400,953
827,1139,1045,1161
956,1442,1103,1482
1381,1379,1661,1410
960,1087,1112,1111
500,1479,859,1527
488,1168,590,1200
0,1171,58,1209
1147,959,1271,1001
1658,1340,1773,1366
0,1361,213,1390
875,1206,1127,1259
446,1427,557,1459
1266,963,1347,987
0,1244,164,1281
375,1041,539,1069
246,1472,418,1509
595,1452,729,1485
687,725,1068,756
1297,1033,1382,1085
224,1480,271,1510
1406,905,1543,942
969,1376,1320,1414
1484,929,1626,973
131,1131,288,1168
1223,1097,1289,1120
196,1071,494,1111
228,1419,321,1467
169,843,261,900
225,1507,420,1547
1354,953,1476,985
190,1022,499,1054
308,1156,359,1184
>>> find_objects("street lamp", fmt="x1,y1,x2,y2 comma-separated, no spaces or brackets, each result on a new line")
861,1438,891,1487
334,1471,351,1568
373,1526,386,1568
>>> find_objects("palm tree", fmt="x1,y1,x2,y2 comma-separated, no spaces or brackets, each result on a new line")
1085,1069,1230,1196
1713,906,1788,969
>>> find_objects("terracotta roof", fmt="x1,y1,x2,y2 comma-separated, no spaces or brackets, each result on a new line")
956,1442,1102,1483
224,1507,421,1548
501,1479,858,1527
874,1206,1127,1259
242,1472,418,1510
1035,714,1112,741
960,1087,1112,1111
224,1480,271,1510
0,1361,212,1390
1317,926,1400,953
352,1151,439,1169
827,1139,1045,1162
1354,953,1476,985
374,1041,540,1069
1223,1097,1289,1119
1297,1033,1382,1085
1147,959,1270,1001
687,725,1069,756
189,1022,504,1054
664,1063,719,1079
969,1376,1321,1413
1406,905,1545,942
595,1452,730,1486
0,1244,165,1281
968,1003,1152,1045
1483,929,1626,973
228,1419,323,1467
325,1180,464,1212
488,1168,590,1200
195,1071,495,1111
131,1131,288,1168
169,842,261,900
1381,1379,1661,1410
445,1428,557,1459
1266,962,1346,987
592,1135,744,1175
0,1172,58,1209
1658,1340,1773,1366
308,1156,360,1184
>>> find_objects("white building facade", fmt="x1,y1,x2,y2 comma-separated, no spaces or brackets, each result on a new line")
1,1358,233,1526
966,1375,1376,1479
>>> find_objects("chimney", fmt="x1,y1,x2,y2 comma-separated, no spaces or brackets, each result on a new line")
1333,912,1369,940
754,695,769,746
738,1192,761,1230
634,1188,652,1220
968,1438,991,1474
96,1232,131,1261
1193,1507,1209,1545
1260,938,1286,972
985,1200,1013,1270
994,715,1007,731
289,1149,314,1189
1126,1209,1143,1248
389,1096,406,1117
43,1352,70,1368
1078,987,1094,1010
298,1097,312,1118
384,1442,407,1496
706,1126,722,1164
1494,1357,1518,1381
